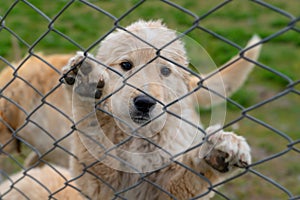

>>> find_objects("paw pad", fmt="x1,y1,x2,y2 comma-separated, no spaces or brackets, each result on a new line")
202,126,251,173
62,52,107,100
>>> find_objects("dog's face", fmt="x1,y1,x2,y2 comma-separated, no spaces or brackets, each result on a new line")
96,21,194,136
105,49,191,136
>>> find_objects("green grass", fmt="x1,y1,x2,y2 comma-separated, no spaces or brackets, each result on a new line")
0,0,299,199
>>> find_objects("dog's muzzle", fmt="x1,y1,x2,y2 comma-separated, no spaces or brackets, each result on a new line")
130,95,157,124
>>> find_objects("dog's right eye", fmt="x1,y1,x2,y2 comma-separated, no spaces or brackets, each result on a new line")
120,61,133,71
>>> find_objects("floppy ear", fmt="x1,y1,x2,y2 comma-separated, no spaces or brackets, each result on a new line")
189,35,262,107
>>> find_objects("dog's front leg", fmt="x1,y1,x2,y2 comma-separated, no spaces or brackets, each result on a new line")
62,51,111,144
62,52,115,198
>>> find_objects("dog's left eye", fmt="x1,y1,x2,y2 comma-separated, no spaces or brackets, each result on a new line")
120,61,133,71
160,66,171,77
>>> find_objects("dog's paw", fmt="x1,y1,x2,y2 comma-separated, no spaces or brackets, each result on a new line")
62,52,108,100
202,125,251,173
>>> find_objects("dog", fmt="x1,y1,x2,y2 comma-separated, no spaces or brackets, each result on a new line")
0,54,73,167
0,20,261,199
62,20,261,199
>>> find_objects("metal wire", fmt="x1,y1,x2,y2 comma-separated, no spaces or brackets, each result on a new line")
0,0,299,199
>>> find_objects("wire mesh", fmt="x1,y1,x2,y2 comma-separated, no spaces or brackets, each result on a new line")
0,0,299,199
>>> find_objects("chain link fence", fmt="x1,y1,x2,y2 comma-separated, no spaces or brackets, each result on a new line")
0,0,299,199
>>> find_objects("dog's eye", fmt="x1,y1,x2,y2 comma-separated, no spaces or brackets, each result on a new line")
160,66,171,77
120,61,133,71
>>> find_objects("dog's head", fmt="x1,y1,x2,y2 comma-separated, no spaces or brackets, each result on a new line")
96,20,195,136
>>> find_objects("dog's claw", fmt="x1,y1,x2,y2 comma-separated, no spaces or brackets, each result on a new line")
97,79,105,89
95,89,102,99
234,160,249,168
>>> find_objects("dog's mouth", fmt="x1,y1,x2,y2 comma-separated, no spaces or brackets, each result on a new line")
130,110,152,125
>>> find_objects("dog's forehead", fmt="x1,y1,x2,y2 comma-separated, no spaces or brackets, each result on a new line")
96,20,188,66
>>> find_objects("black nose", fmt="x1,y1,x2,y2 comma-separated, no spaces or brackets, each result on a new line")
133,95,156,113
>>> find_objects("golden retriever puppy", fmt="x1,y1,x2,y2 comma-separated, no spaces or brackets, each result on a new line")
0,54,73,167
0,164,82,200
60,20,261,199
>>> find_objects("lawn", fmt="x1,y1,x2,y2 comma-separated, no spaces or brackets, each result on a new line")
0,0,299,199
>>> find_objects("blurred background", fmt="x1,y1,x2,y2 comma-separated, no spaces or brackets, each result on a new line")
0,0,299,199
